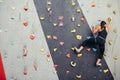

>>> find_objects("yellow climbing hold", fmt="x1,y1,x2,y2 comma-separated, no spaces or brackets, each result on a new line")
53,23,57,27
46,35,51,39
71,1,76,7
77,53,82,58
76,75,81,79
108,17,112,23
108,41,112,46
47,7,51,12
114,56,118,60
77,23,80,27
104,53,108,56
76,35,82,40
76,9,80,13
40,16,45,21
53,48,57,52
71,47,75,51
70,61,76,67
40,48,45,52
71,29,76,33
53,70,57,74
103,69,109,73
113,28,117,33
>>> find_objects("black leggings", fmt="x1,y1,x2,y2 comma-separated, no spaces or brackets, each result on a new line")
81,36,105,59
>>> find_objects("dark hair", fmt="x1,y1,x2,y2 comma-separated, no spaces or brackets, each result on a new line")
100,21,106,29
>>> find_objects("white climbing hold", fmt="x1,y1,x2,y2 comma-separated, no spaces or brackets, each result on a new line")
70,61,76,67
53,48,57,52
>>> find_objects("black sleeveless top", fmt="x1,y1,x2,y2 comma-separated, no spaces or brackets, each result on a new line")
98,27,107,39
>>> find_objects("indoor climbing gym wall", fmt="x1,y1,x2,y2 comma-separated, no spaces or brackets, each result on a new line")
0,0,120,80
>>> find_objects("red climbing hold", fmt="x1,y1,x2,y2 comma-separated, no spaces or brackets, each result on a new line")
23,21,28,27
24,6,28,11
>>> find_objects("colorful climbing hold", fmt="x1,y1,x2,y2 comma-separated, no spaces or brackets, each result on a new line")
76,8,80,13
47,7,51,12
23,21,28,27
47,53,51,61
66,70,70,74
23,68,27,75
71,17,75,22
87,48,91,52
40,16,45,21
76,35,82,40
113,56,118,60
53,36,58,40
71,47,75,51
53,23,57,27
47,1,52,5
34,63,38,71
53,48,57,52
23,48,27,56
81,16,85,22
103,69,109,73
59,41,64,46
59,22,63,27
40,48,45,52
77,53,82,58
108,41,112,46
91,3,96,7
54,64,58,69
77,23,80,27
76,75,81,79
71,1,76,7
58,16,64,21
113,28,117,33
66,53,71,58
70,61,76,67
24,6,28,11
29,34,35,40
46,35,51,39
70,29,76,33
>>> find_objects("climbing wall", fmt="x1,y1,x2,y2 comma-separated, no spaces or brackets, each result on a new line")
34,0,113,80
0,0,120,80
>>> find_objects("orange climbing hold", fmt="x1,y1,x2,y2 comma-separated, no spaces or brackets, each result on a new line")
91,3,96,7
23,68,27,75
23,21,28,27
59,41,64,46
58,16,64,21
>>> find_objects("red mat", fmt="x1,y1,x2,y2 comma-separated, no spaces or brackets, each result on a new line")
0,53,6,80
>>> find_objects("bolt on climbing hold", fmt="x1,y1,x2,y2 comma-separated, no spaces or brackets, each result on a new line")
54,64,58,69
77,23,80,27
108,17,112,23
107,4,112,8
29,33,35,40
108,41,112,46
47,1,52,5
71,47,75,51
70,61,76,67
113,56,118,60
91,3,96,7
66,70,70,74
47,53,51,61
23,21,28,27
23,47,27,56
23,67,27,75
71,17,75,22
53,48,57,52
104,53,108,56
58,16,64,21
34,63,38,71
113,28,117,33
24,6,28,11
103,69,109,73
53,23,57,27
76,75,81,79
70,29,76,33
76,35,82,40
71,1,76,7
53,70,57,74
53,36,58,40
113,10,116,15
40,48,45,52
81,16,85,22
47,7,51,12
66,53,71,58
11,7,16,10
59,22,63,27
46,35,51,39
92,48,97,52
77,53,82,58
59,41,64,46
40,16,45,21
76,8,80,13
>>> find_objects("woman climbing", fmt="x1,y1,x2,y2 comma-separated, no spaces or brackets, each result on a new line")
74,18,112,66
